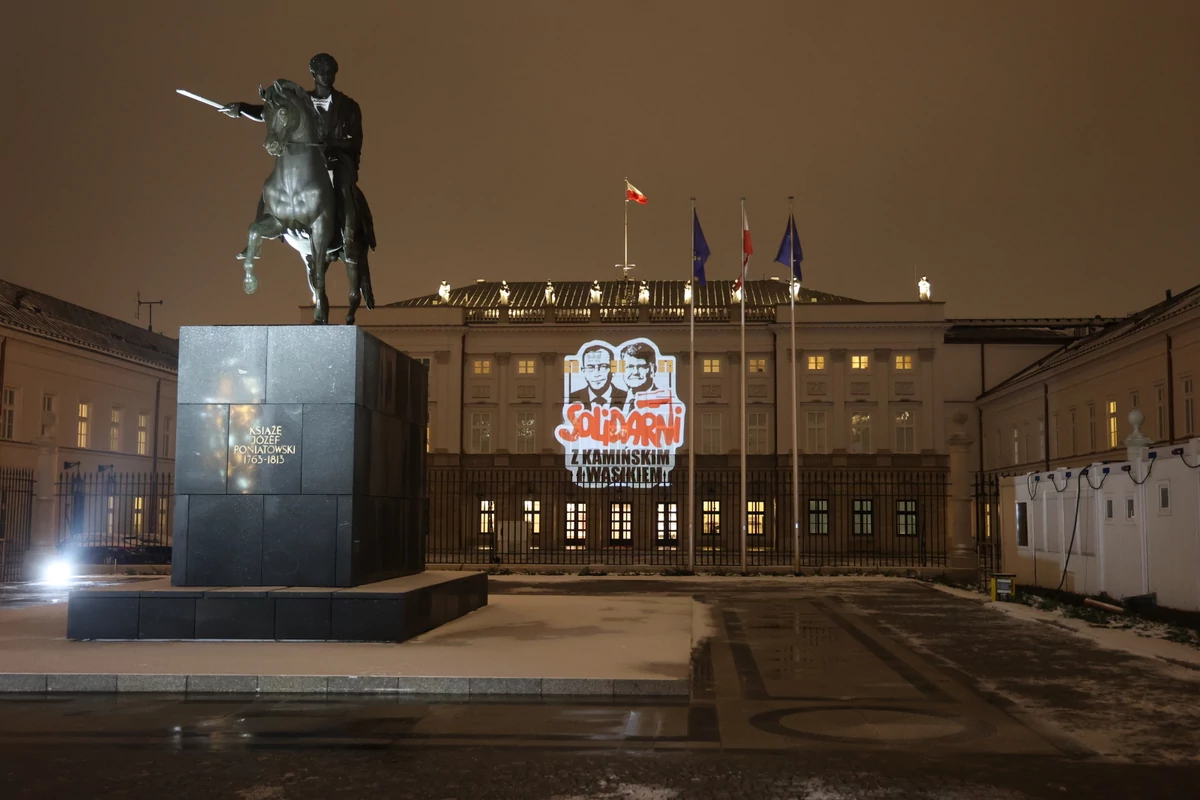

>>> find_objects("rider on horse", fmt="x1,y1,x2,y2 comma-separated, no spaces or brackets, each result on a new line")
221,53,375,277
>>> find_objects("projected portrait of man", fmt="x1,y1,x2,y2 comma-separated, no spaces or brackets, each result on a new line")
569,344,627,409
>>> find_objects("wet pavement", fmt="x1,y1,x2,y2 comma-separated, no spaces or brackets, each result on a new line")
0,576,156,610
1,576,1199,798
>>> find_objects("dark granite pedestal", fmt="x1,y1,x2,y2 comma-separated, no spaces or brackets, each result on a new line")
67,325,488,642
67,573,488,642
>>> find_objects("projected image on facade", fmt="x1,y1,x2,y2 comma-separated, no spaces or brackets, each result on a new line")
555,338,685,488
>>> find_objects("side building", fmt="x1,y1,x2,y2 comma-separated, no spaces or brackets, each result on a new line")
0,280,178,579
336,278,1098,570
978,285,1200,610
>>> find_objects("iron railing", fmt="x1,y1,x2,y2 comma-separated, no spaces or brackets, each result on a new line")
973,472,1002,582
0,467,34,582
428,466,948,569
56,472,174,563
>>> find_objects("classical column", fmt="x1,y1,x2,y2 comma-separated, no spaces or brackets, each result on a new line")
22,434,61,580
829,349,847,452
947,412,976,569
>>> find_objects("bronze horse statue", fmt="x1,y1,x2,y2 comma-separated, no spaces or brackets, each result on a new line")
239,79,374,324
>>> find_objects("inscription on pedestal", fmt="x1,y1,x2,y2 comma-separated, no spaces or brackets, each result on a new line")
228,404,303,494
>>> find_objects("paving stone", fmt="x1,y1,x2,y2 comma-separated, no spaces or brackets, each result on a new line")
0,674,47,692
396,676,469,694
468,677,542,695
541,678,614,696
258,676,329,693
186,675,258,693
327,676,399,694
117,674,188,693
47,674,117,693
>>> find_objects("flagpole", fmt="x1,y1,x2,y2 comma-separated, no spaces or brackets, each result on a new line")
789,198,801,574
688,199,697,574
739,198,748,574
623,177,629,279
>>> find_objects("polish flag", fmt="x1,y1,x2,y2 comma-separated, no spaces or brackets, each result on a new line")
625,180,648,205
734,205,753,291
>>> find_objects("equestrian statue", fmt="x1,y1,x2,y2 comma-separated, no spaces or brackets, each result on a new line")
191,53,376,324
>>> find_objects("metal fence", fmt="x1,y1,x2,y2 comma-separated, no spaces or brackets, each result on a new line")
428,466,948,569
973,472,1002,582
56,472,174,564
0,467,35,582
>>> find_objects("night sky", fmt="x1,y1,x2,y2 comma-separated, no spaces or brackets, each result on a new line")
7,1,1199,336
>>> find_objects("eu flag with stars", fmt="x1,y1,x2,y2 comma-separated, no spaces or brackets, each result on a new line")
693,210,711,286
774,213,803,282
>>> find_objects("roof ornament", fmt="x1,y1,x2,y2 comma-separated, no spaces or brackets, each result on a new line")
683,280,692,306
437,280,451,304
638,280,650,305
792,278,801,302
499,281,510,306
918,276,931,302
544,281,555,306
589,280,602,305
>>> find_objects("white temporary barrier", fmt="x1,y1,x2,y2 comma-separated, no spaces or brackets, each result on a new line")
1003,439,1200,612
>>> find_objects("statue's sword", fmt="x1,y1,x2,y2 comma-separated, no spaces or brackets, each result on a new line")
176,89,224,110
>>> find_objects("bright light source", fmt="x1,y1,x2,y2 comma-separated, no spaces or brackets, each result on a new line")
43,559,73,586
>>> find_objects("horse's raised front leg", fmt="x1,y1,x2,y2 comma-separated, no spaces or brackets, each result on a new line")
239,213,284,294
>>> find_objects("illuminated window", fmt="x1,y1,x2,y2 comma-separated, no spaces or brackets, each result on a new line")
77,402,90,448
479,500,495,534
426,423,431,452
566,502,587,548
41,394,56,437
656,502,679,546
515,411,536,454
518,359,535,375
523,499,541,546
805,411,827,454
1107,400,1118,448
894,354,913,370
1185,378,1195,436
807,355,825,371
851,354,869,370
470,412,493,453
852,499,874,535
703,358,721,374
702,500,721,536
747,412,768,454
0,387,17,440
894,410,915,454
157,498,169,534
748,358,766,373
850,412,871,454
808,499,829,535
133,496,144,535
160,416,172,458
701,412,722,454
657,359,675,374
747,501,765,536
564,360,580,374
473,359,491,375
109,408,122,452
137,413,148,456
896,500,918,536
610,502,632,543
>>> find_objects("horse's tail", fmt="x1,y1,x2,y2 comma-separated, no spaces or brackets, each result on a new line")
359,249,375,310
